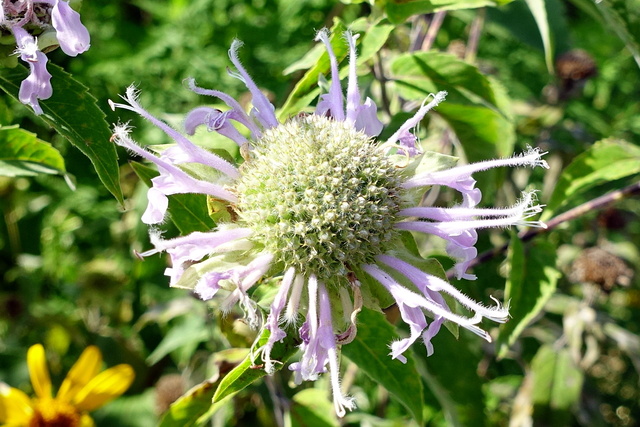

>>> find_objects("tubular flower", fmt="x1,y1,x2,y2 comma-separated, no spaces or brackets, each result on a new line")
0,344,134,427
1,0,90,114
111,29,548,417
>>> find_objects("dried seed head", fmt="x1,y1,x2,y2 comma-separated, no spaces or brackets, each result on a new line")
570,247,634,291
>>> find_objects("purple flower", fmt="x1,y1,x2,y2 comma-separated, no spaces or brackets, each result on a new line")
111,28,548,416
51,0,91,56
13,26,53,115
2,0,90,114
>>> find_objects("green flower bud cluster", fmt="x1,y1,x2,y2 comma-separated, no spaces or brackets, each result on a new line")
235,114,404,285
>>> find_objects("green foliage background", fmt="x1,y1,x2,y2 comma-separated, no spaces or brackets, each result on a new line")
1,0,640,426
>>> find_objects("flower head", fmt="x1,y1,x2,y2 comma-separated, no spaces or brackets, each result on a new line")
111,28,548,416
1,0,90,114
0,344,134,427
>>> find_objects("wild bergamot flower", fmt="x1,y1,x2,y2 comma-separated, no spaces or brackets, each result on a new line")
110,29,548,416
1,0,90,114
0,344,134,427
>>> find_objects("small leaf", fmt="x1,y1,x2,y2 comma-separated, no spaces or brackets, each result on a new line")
158,349,249,427
279,19,348,119
212,327,300,403
497,236,560,358
525,0,555,73
541,138,640,221
0,63,123,204
279,17,392,120
0,125,65,176
342,308,424,424
158,380,217,427
290,389,339,427
385,0,514,25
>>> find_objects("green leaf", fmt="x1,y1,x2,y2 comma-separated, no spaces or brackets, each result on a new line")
391,52,515,161
595,0,640,68
419,324,485,426
497,236,560,359
530,345,584,426
541,139,640,221
278,18,393,120
290,389,339,427
342,308,424,424
158,349,249,427
129,161,216,234
437,103,515,162
385,0,514,25
158,381,217,427
158,379,217,427
146,315,210,366
392,52,499,106
0,125,65,176
353,19,395,68
279,19,348,119
524,0,554,73
212,327,300,403
168,194,217,234
0,63,123,204
93,388,157,427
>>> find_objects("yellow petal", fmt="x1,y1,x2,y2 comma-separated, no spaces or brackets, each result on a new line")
73,365,135,412
27,344,52,399
0,383,33,425
80,413,96,427
57,346,103,403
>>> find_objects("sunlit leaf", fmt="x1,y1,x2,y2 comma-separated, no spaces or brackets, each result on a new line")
279,19,348,119
290,388,339,427
530,345,584,425
497,236,560,359
0,125,65,176
541,138,640,221
212,327,300,403
279,18,393,120
391,51,515,161
524,0,554,73
0,63,123,204
342,308,424,424
158,349,249,427
355,20,395,67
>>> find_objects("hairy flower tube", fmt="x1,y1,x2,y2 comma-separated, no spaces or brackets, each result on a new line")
110,29,548,416
0,344,134,427
1,0,90,114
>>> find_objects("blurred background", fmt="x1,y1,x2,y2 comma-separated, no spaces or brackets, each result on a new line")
1,0,639,426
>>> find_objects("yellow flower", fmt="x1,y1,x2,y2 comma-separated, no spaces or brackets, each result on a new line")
0,344,135,427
